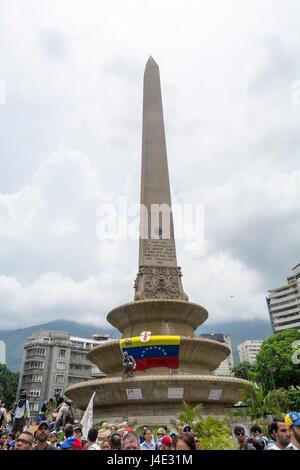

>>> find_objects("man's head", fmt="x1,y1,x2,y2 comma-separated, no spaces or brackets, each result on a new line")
285,412,300,447
87,427,98,443
122,431,140,450
74,426,83,439
234,425,246,444
250,424,262,437
110,433,122,450
64,424,74,439
50,431,57,444
269,419,291,448
36,422,50,442
20,390,27,399
15,431,34,451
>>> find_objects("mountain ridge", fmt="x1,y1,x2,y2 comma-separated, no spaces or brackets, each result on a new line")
0,318,272,371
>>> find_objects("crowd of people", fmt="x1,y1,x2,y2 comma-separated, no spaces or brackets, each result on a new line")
1,393,299,451
234,413,300,451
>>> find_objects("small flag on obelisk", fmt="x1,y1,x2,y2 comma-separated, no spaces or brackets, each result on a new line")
80,392,95,439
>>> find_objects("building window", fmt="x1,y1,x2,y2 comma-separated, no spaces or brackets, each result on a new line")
71,352,85,361
24,360,44,370
26,348,46,357
53,387,63,396
56,361,66,370
58,349,67,357
55,374,65,384
43,337,51,344
29,389,41,397
24,374,43,383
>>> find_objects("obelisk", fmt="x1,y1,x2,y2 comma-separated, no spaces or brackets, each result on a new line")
134,56,188,301
66,58,251,421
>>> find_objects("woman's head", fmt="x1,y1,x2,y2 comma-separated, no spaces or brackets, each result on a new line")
175,432,196,451
157,428,166,439
145,429,153,442
101,438,111,450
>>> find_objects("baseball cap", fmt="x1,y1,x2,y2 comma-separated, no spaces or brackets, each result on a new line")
285,412,300,427
169,431,176,437
161,436,172,447
60,436,83,449
73,425,82,432
183,423,191,432
38,421,50,430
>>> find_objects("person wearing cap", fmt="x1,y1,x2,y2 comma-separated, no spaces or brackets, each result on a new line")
182,423,192,433
161,436,173,450
33,421,57,450
60,435,83,450
285,412,300,450
74,424,83,441
50,431,59,448
169,431,177,448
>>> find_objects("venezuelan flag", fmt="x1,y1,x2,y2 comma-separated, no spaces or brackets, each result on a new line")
120,335,180,371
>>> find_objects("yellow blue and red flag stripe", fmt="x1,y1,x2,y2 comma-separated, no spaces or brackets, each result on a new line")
120,335,180,371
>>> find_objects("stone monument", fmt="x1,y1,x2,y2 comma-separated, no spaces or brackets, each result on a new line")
66,57,250,424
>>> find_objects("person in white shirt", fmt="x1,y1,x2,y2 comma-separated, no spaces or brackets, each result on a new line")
87,428,101,450
266,419,293,450
285,412,300,450
12,391,30,434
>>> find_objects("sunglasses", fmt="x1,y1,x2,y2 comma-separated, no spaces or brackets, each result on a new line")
235,433,245,437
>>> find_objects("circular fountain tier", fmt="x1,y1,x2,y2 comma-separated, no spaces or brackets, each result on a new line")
66,374,251,421
107,299,208,337
87,337,230,376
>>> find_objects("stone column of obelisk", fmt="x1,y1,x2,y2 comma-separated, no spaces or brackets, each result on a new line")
134,56,188,302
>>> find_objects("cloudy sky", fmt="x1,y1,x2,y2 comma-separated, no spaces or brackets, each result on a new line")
0,0,300,330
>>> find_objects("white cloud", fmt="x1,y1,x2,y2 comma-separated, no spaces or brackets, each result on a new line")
0,0,300,329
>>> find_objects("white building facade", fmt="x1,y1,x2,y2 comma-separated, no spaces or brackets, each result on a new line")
0,340,6,365
237,339,263,364
267,263,300,334
17,331,110,414
199,333,234,375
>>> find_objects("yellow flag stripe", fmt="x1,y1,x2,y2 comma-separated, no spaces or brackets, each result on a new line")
120,335,180,348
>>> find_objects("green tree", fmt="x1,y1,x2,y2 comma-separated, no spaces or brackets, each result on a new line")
0,364,19,408
176,402,235,450
233,362,257,381
176,401,203,427
255,329,300,392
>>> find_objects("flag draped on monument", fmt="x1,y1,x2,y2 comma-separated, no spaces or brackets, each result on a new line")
120,335,180,371
80,392,95,439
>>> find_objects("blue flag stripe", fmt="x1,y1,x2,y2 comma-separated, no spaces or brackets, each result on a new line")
122,345,179,359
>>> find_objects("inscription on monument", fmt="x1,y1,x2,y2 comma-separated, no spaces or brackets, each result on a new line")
144,239,176,266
